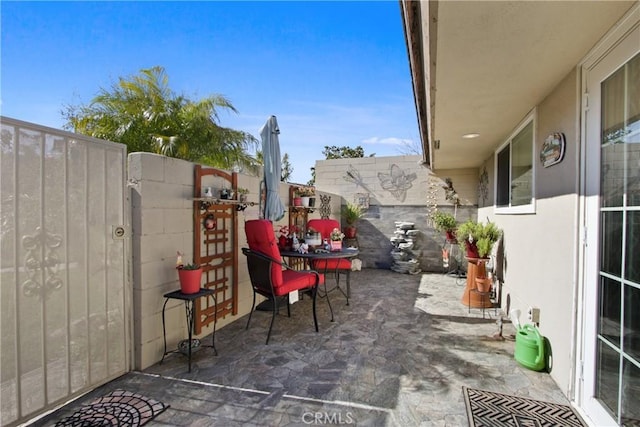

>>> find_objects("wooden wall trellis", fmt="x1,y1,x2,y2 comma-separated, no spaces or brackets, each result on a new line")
193,165,238,334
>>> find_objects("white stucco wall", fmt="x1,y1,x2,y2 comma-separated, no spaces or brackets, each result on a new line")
479,68,580,395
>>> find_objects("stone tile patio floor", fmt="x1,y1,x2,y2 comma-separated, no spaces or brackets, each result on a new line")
36,269,570,426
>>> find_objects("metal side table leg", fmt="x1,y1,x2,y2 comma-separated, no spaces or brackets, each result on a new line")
185,300,195,373
161,298,170,363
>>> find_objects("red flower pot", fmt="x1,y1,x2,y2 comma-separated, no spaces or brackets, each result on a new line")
178,268,202,294
344,226,357,239
465,242,480,259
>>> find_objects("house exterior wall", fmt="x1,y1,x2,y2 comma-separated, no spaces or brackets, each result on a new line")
314,155,478,271
478,69,580,395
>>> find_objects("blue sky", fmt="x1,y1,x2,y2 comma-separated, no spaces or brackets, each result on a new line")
1,1,419,184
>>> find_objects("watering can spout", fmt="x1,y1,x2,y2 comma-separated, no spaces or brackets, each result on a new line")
509,309,521,330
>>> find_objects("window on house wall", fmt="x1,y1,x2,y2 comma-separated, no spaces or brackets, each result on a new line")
495,111,536,213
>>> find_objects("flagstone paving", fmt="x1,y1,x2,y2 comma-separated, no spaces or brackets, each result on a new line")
35,269,570,426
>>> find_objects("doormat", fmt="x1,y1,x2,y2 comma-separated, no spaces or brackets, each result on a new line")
54,389,169,426
463,386,586,427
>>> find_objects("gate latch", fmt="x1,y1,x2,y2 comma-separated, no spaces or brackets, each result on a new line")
112,225,128,240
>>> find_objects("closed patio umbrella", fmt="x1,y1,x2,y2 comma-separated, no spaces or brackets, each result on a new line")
260,115,285,221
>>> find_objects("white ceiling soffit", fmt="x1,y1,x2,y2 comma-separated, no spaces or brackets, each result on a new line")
431,0,635,170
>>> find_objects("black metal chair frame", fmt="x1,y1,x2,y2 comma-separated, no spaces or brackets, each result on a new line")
242,247,320,344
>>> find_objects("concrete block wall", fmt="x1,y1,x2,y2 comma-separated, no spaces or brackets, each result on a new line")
314,154,478,272
129,153,342,370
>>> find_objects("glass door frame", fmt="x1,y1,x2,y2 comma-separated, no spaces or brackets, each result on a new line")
578,6,640,425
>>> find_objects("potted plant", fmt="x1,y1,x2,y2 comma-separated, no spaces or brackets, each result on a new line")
456,220,501,292
432,211,458,242
237,187,249,203
456,220,501,259
342,202,364,239
297,186,315,207
176,252,202,294
330,227,345,251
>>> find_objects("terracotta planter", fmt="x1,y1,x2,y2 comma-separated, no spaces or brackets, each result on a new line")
330,240,342,251
344,226,357,239
475,276,492,293
178,268,202,294
293,197,303,207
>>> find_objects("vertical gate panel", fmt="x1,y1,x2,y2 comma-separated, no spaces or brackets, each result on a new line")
67,137,90,394
43,133,69,405
0,118,129,426
105,148,126,375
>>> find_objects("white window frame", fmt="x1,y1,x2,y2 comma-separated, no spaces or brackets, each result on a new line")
494,109,537,214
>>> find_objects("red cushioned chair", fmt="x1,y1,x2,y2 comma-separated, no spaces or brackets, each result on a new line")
307,218,353,305
243,219,324,344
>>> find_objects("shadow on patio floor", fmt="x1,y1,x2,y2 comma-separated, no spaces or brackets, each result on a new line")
35,269,568,426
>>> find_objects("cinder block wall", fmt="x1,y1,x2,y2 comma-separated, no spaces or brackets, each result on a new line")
128,152,476,369
128,153,341,370
314,155,478,272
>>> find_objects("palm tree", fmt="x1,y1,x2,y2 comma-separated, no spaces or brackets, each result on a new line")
63,66,258,170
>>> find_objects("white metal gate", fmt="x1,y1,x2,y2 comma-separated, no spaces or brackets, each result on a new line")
0,117,130,426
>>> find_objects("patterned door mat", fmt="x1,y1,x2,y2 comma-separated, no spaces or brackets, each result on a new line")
54,389,169,426
463,386,586,427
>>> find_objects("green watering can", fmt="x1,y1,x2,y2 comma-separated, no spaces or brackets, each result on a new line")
515,324,546,371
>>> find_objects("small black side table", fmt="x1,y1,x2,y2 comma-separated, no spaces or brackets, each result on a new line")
161,288,217,372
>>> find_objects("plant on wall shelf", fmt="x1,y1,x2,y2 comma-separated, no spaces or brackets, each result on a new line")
237,187,249,202
297,186,315,197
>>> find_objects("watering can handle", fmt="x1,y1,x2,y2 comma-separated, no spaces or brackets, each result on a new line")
524,324,544,367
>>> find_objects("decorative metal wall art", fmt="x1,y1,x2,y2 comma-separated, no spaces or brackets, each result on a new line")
478,167,489,206
378,164,417,201
319,194,332,219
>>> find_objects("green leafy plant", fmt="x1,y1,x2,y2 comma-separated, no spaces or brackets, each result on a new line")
432,211,457,232
176,252,200,270
297,186,315,197
456,220,501,258
237,187,249,195
330,228,345,241
342,202,364,226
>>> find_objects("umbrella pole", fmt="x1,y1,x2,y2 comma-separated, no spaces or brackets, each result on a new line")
259,180,266,219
